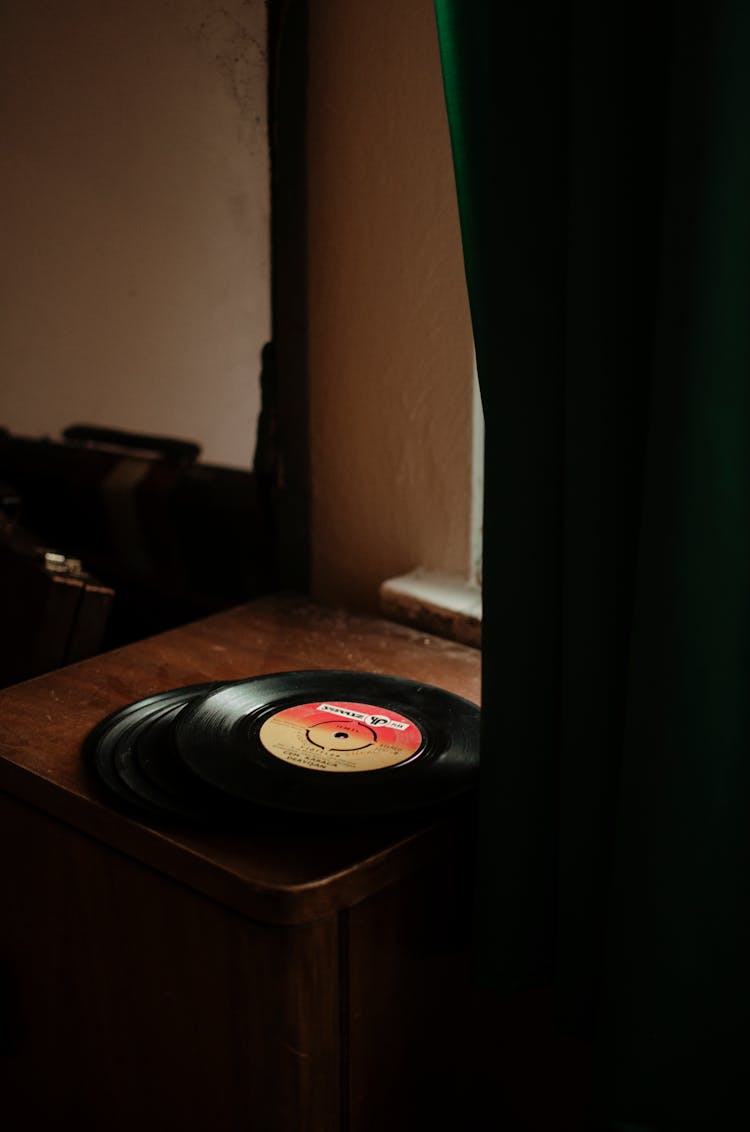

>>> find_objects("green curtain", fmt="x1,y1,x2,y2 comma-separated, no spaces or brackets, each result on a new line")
435,2,750,1128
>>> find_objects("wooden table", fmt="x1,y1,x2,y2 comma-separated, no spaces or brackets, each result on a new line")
0,593,481,1131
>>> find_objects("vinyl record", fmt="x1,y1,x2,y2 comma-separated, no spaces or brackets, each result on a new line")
133,701,211,801
173,669,479,816
83,683,221,821
114,702,238,823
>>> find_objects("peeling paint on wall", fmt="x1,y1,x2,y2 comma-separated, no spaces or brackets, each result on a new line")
162,0,267,147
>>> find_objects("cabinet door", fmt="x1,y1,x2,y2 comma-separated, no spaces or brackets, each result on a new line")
0,793,340,1132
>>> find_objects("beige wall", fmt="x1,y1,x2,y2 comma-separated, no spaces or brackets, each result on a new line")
308,0,474,611
0,0,269,469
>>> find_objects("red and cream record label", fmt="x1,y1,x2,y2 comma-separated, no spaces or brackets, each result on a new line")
258,701,422,772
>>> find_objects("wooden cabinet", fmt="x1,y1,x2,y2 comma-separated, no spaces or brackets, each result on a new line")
0,595,480,1130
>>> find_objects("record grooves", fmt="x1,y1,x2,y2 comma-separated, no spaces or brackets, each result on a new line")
83,669,480,825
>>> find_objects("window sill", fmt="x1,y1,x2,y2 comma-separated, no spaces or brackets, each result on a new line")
379,569,481,649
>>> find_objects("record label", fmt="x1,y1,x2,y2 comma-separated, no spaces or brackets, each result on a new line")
258,700,423,772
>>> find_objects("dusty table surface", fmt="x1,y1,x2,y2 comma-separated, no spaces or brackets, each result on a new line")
0,591,481,923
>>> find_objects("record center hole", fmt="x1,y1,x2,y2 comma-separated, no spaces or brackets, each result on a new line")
334,731,349,739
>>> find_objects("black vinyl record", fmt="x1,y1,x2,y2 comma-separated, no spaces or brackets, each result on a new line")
173,669,479,817
83,683,222,821
132,701,211,802
114,702,235,823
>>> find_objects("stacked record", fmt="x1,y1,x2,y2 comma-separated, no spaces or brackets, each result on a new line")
83,669,480,826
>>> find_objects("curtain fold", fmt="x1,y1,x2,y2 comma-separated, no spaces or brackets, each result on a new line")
435,2,750,1127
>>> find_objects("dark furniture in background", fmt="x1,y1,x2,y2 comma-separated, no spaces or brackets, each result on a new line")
0,425,275,681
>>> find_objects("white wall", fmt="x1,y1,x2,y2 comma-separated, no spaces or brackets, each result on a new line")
307,0,475,612
0,0,269,469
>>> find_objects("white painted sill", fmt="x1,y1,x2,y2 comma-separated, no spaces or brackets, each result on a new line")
378,568,481,649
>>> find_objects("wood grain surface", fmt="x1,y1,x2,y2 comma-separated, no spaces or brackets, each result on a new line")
0,791,341,1132
0,592,480,924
